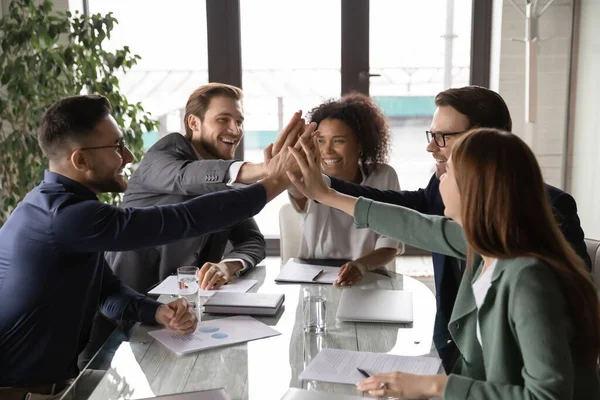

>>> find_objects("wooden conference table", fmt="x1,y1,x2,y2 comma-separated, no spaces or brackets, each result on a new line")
64,258,437,399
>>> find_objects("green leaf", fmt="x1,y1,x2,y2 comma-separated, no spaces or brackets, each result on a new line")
0,0,157,225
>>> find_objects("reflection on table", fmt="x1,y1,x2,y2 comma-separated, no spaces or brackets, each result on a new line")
64,257,437,400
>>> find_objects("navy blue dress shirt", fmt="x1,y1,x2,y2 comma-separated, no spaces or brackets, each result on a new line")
0,171,266,386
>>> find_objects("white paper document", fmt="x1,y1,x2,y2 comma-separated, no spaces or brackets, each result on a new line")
138,388,231,400
299,348,442,385
275,259,339,284
148,276,256,296
149,315,281,355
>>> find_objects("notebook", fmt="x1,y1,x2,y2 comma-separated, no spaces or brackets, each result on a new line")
336,288,413,323
203,292,285,316
275,259,339,284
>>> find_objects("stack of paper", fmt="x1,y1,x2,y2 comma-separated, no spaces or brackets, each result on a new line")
299,348,442,385
149,315,281,355
148,276,257,296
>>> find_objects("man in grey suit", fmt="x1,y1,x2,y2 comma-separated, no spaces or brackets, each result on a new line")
106,83,304,292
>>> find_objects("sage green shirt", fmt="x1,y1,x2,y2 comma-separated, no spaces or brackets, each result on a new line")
354,197,600,400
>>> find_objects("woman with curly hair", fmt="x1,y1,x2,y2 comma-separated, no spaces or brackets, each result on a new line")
288,93,404,285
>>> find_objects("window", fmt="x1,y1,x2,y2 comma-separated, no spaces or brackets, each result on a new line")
88,0,209,148
370,0,473,190
240,0,341,237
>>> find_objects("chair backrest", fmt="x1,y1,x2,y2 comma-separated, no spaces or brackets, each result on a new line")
585,238,600,287
279,203,302,263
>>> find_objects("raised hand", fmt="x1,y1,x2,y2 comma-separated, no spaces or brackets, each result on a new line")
266,122,317,179
287,133,332,202
271,111,304,156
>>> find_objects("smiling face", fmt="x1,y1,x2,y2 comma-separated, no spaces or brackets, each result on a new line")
438,157,462,224
189,96,244,160
427,105,470,177
316,118,361,182
78,115,135,193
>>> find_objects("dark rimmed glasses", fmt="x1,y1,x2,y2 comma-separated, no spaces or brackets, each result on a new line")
80,138,126,156
425,130,465,148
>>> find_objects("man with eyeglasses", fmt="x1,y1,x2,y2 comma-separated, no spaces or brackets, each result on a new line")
0,94,307,398
319,86,590,373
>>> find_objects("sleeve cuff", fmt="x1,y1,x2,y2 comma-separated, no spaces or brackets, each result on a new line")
444,374,474,400
138,296,163,325
375,237,403,254
354,197,373,229
226,161,246,186
222,258,250,276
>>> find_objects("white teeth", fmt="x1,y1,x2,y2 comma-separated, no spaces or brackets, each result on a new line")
221,139,236,145
323,159,341,166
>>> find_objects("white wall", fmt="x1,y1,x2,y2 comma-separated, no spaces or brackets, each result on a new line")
490,0,574,188
569,0,600,240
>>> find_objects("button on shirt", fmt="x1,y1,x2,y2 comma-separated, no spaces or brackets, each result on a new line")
0,171,266,386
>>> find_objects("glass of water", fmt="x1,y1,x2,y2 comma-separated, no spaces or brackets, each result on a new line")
177,266,199,307
303,286,327,333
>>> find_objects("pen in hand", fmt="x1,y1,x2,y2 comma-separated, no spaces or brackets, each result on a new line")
356,367,371,378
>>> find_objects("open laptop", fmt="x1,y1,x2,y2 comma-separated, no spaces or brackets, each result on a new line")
336,288,413,323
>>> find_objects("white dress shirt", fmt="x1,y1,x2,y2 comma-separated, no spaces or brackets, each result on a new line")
472,259,498,346
289,163,404,260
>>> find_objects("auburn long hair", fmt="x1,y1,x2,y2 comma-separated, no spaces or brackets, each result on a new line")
452,128,600,363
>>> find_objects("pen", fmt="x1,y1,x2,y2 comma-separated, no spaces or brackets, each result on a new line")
312,269,324,282
356,367,371,378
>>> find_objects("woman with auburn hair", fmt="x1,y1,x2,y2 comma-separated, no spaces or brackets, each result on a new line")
287,127,600,399
288,93,403,285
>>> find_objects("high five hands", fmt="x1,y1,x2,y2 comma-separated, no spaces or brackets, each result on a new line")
286,132,332,202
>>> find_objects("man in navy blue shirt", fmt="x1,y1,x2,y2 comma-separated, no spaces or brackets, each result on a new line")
293,86,590,373
0,95,303,397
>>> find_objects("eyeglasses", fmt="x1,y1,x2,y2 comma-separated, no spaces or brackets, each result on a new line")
80,138,126,156
425,130,465,148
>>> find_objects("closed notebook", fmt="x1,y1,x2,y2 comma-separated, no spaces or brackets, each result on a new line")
336,288,413,323
203,292,285,316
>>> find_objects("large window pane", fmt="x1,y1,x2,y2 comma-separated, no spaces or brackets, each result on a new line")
88,0,209,146
370,0,472,191
241,0,341,238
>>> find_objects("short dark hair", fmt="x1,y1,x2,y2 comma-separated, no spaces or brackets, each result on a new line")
184,83,243,140
307,92,391,170
38,95,112,159
435,86,512,131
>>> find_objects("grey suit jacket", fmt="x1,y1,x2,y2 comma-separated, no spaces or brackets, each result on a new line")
105,132,266,293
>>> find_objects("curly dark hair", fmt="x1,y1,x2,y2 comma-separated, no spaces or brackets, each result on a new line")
306,92,391,171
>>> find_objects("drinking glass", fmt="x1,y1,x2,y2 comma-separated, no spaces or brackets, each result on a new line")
303,286,327,333
177,266,199,307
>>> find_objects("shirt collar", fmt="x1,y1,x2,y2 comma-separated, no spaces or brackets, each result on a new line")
44,170,98,200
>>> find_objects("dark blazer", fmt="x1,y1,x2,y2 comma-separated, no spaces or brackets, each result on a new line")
105,133,266,293
330,173,591,372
